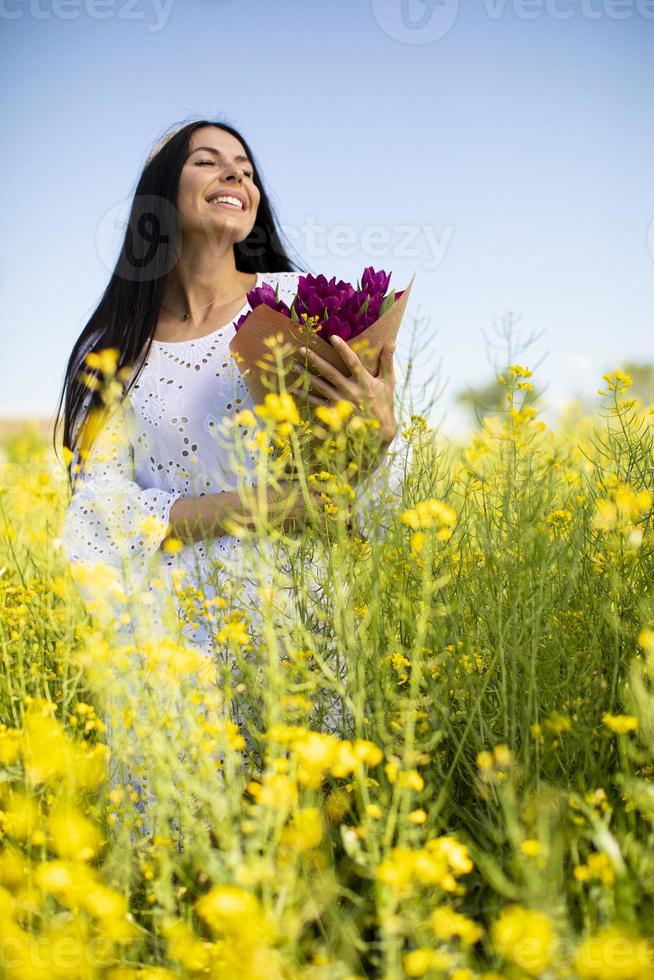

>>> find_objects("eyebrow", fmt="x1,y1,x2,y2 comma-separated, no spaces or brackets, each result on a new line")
188,146,254,167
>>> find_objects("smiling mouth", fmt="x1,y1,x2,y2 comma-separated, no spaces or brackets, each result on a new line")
206,195,246,211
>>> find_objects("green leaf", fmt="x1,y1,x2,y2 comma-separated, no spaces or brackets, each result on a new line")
379,289,396,317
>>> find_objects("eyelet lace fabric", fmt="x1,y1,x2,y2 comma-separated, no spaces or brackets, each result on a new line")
61,270,402,651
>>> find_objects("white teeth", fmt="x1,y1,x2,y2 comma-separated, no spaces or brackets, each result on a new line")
209,195,244,210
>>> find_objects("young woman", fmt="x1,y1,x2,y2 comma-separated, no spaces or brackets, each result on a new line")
54,119,400,654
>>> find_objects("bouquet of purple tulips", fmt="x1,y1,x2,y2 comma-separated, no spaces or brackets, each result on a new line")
235,267,406,343
229,266,414,408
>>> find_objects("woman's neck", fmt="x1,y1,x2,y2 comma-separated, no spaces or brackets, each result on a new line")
162,245,252,326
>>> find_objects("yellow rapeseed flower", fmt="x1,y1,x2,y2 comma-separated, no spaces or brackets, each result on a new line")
352,739,384,766
404,949,440,977
592,484,652,534
315,399,355,432
425,836,474,877
84,880,131,921
0,846,29,889
254,392,300,429
544,508,573,539
521,839,542,859
545,711,572,735
410,531,426,556
601,370,633,393
85,347,120,376
376,846,419,897
330,739,381,778
138,513,169,543
248,773,298,812
398,769,424,791
216,616,250,646
48,804,102,861
74,742,110,791
638,627,654,655
406,949,456,977
34,858,98,905
508,365,533,380
593,499,618,532
575,927,654,979
574,852,615,887
0,726,20,766
384,760,399,783
476,744,514,779
195,884,275,943
491,905,556,976
293,731,340,788
400,498,456,536
22,700,75,784
430,906,483,945
281,807,323,852
161,917,212,973
233,408,258,428
2,791,40,841
377,836,474,898
602,712,638,735
162,536,184,554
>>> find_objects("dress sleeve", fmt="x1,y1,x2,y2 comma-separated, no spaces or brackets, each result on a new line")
61,392,184,615
352,426,404,533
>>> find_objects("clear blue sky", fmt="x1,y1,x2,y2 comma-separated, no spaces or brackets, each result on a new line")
2,0,652,437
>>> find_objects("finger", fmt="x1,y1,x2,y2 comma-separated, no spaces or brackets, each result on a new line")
330,335,371,383
303,370,348,404
292,364,348,404
296,346,359,400
380,343,396,387
292,385,329,408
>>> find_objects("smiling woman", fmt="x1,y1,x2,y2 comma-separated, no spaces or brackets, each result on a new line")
53,117,401,666
153,126,263,338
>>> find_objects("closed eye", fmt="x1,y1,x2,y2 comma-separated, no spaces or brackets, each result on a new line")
195,160,253,178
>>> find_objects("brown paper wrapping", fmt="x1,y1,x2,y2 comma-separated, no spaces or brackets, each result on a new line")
228,273,415,410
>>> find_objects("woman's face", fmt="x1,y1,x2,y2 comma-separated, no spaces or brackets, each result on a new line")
176,126,261,246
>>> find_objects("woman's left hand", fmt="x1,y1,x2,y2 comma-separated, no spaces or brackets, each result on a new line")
292,336,398,443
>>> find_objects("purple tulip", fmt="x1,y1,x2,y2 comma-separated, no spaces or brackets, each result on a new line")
361,267,391,296
234,282,291,330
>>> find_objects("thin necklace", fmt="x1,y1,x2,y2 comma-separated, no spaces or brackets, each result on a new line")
161,288,249,322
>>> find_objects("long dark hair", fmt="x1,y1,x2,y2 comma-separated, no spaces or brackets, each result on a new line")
53,118,306,490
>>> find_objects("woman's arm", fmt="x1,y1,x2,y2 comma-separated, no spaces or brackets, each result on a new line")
164,481,327,546
165,426,402,548
63,395,184,580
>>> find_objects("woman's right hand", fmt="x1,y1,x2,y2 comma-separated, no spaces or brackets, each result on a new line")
268,480,332,535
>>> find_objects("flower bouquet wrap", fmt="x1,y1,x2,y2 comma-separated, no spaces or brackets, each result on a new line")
229,266,415,494
229,267,415,414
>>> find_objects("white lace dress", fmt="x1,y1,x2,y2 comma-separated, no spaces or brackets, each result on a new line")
62,270,401,654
